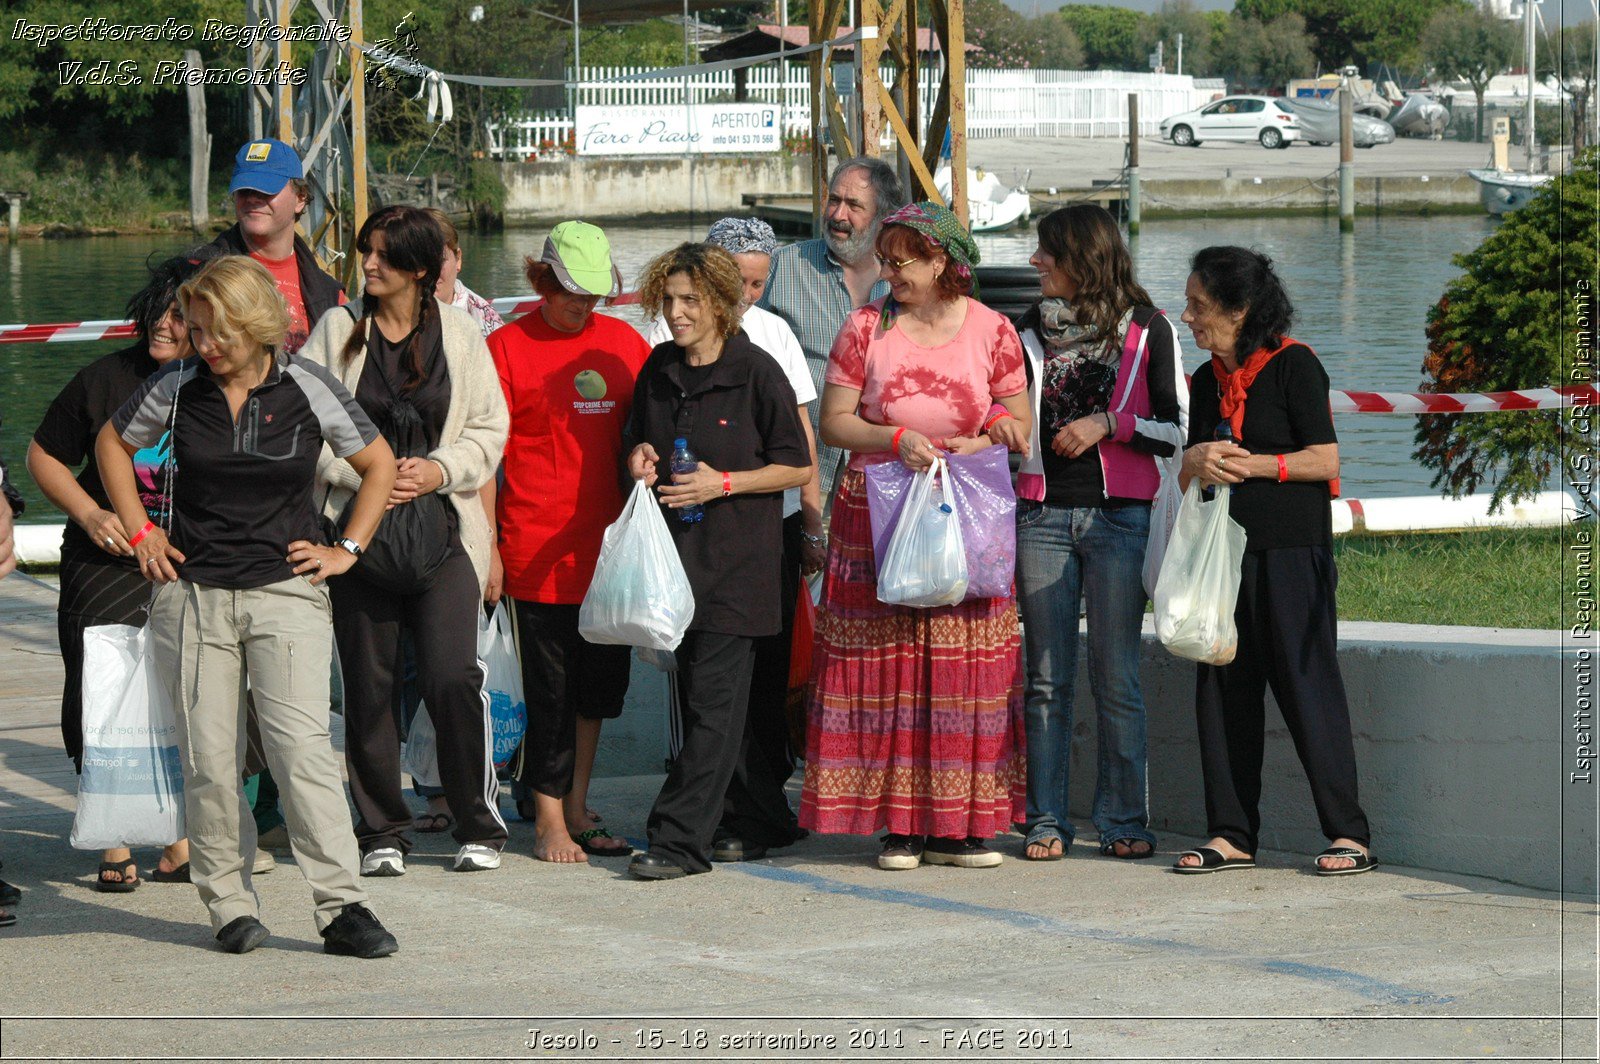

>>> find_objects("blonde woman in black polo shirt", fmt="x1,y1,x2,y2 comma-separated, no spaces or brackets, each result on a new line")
96,255,402,957
623,243,811,880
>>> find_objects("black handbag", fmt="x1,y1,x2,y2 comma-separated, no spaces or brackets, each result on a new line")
338,325,453,592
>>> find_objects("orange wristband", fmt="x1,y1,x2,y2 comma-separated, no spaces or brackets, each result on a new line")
891,427,907,454
128,521,155,547
983,411,1011,432
1277,454,1289,483
722,471,733,497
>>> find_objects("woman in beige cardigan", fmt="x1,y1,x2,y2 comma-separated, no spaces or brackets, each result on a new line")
299,205,510,876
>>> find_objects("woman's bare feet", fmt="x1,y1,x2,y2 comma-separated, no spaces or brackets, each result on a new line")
1024,836,1064,860
1175,837,1250,869
531,793,586,863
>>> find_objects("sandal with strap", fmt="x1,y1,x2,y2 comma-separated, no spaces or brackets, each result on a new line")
1022,828,1067,861
95,859,140,893
1172,846,1255,874
1314,846,1377,876
574,827,632,858
1100,837,1156,860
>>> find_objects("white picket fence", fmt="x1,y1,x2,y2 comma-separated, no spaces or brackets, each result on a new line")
486,67,1224,159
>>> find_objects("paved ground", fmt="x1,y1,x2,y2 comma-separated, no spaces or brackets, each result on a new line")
964,135,1555,190
0,571,1595,1062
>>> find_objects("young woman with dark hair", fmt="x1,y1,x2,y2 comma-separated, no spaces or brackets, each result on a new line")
1012,205,1188,863
28,252,212,893
300,204,511,877
1173,245,1374,877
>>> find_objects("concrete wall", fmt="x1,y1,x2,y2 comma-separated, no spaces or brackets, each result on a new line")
1143,174,1481,215
1068,620,1590,895
499,156,812,223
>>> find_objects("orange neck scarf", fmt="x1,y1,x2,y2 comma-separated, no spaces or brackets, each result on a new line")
1211,336,1339,498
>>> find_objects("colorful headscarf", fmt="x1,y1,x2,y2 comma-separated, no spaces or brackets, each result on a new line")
880,200,980,280
706,216,778,258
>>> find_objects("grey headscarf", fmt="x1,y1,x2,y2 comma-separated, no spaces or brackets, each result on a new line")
706,217,778,257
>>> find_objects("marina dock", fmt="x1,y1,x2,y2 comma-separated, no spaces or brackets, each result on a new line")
0,572,1594,1059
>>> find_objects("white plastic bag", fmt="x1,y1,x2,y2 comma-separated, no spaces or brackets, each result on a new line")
479,602,526,769
403,703,440,789
579,479,695,651
71,624,186,850
876,458,969,608
1153,481,1247,665
1142,455,1184,598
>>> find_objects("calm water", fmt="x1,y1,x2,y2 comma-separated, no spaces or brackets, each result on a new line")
0,214,1498,520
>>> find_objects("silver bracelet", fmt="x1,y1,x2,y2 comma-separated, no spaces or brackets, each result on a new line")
801,530,826,546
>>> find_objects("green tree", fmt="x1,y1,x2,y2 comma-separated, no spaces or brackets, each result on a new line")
1553,22,1598,154
967,0,1082,70
1414,151,1599,514
1234,0,1470,73
1420,4,1519,144
1210,12,1315,93
1054,4,1145,70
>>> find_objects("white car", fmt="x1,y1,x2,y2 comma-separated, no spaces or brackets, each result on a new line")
1159,96,1304,149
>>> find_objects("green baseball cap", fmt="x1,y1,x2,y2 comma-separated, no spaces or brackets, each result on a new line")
541,220,622,298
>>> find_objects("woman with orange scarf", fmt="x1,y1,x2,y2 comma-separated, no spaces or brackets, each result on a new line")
1173,246,1374,878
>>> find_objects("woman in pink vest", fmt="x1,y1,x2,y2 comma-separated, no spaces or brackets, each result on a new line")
1012,205,1188,862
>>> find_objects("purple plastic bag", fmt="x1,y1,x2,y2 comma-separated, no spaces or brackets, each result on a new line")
864,444,1017,601
944,445,1017,599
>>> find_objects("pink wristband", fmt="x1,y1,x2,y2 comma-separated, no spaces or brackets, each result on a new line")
722,471,733,497
128,521,155,547
891,427,907,454
1277,454,1289,483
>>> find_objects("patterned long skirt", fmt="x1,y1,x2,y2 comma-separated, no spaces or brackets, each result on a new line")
799,469,1026,839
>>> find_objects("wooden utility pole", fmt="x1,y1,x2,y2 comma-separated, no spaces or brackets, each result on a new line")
1126,93,1140,235
1339,84,1354,233
184,50,211,232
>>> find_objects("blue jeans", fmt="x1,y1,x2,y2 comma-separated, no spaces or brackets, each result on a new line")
1015,500,1155,850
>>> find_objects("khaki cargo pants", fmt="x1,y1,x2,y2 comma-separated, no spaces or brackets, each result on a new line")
150,576,365,933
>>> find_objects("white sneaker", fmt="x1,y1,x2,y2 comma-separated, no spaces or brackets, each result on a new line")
251,850,276,875
360,847,406,877
453,844,502,872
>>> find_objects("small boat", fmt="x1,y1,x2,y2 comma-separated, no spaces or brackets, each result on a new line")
933,166,1031,232
1388,94,1449,139
1466,168,1555,215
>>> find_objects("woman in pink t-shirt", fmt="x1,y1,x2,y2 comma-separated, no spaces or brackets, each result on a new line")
799,202,1033,871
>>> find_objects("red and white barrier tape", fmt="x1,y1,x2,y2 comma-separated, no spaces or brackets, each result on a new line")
2,309,1595,417
0,292,644,345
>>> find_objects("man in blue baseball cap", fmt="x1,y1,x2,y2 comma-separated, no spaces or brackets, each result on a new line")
205,138,345,355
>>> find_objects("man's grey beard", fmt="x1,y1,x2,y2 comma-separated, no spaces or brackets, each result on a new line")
824,221,876,266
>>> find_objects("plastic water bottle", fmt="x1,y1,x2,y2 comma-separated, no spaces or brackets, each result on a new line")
671,437,704,524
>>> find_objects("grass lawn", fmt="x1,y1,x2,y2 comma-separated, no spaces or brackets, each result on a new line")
1333,526,1569,629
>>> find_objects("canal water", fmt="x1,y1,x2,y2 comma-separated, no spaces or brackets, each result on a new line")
0,212,1500,520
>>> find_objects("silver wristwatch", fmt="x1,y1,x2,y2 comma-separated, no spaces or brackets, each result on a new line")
336,537,364,557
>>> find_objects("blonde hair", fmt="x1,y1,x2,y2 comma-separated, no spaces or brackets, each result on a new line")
178,255,289,354
637,242,744,340
423,206,460,253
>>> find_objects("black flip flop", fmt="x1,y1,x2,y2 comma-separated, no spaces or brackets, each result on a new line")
575,827,632,858
149,862,191,883
1022,831,1066,861
414,812,454,834
1101,838,1156,860
1314,846,1377,876
95,859,140,893
1172,846,1256,874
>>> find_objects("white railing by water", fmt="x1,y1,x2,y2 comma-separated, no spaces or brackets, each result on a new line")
486,67,1225,159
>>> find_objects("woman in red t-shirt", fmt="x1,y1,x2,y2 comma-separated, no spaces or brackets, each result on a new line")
487,222,650,864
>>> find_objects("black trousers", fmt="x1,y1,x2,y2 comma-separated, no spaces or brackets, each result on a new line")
1194,545,1370,855
331,547,507,853
511,600,631,799
647,631,756,873
718,513,804,846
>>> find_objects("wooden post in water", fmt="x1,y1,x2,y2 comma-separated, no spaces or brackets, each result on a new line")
184,50,211,232
1127,93,1141,235
6,194,23,243
1338,85,1354,233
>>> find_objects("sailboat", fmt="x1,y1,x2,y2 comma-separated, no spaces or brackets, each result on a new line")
1465,0,1555,215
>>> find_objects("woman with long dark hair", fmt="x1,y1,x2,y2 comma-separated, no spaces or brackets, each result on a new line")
1012,205,1187,861
1173,245,1373,876
299,205,510,877
28,253,208,892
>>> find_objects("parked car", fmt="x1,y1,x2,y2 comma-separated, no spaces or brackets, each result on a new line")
1159,96,1303,149
1282,98,1396,148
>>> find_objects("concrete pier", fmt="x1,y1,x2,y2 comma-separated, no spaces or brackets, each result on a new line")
0,572,1593,1059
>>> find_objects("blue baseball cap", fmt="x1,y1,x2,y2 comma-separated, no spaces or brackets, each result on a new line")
229,139,303,196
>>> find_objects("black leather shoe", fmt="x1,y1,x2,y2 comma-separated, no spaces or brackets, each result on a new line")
711,837,769,863
0,878,20,907
628,852,688,880
320,903,398,958
215,915,270,954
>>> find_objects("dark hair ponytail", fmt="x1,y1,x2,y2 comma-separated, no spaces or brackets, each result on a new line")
1189,246,1295,362
340,204,446,392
